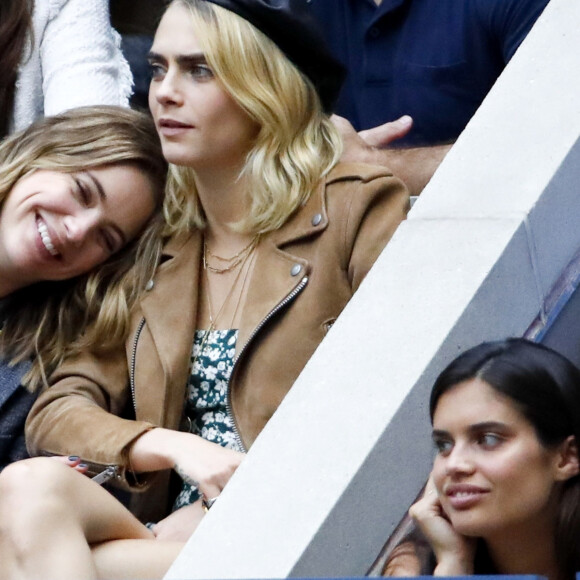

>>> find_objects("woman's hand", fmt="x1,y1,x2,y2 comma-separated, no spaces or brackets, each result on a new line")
129,428,244,500
150,501,205,541
409,475,476,575
171,433,243,500
51,455,89,474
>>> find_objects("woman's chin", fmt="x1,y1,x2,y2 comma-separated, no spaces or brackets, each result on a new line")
448,513,491,539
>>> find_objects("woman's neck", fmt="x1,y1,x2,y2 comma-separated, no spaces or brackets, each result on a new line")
0,260,25,299
194,164,251,236
484,514,560,580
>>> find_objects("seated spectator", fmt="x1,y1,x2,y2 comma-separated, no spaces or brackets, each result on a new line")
0,105,166,470
308,0,550,194
0,0,136,422
1,0,133,138
385,338,580,578
0,1,407,577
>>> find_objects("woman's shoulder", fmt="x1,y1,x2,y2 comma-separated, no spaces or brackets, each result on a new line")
325,161,397,185
322,161,409,213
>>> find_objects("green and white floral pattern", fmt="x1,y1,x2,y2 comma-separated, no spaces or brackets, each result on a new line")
173,329,240,510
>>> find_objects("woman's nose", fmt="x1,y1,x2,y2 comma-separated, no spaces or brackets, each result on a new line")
152,71,183,106
63,212,98,245
444,445,475,476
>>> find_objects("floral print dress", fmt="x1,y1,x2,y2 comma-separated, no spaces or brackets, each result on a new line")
173,328,242,510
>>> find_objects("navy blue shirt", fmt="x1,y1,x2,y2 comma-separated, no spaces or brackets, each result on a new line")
307,0,550,146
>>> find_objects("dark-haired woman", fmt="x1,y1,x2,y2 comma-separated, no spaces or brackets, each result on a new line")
401,338,580,579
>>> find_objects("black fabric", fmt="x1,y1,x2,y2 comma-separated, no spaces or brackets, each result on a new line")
202,0,346,112
0,360,34,471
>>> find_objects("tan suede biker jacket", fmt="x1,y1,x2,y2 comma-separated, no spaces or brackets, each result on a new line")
26,163,409,521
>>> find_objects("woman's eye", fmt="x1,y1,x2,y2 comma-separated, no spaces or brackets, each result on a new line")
190,64,214,80
148,62,165,80
100,230,118,254
478,433,503,448
74,178,92,206
433,438,453,455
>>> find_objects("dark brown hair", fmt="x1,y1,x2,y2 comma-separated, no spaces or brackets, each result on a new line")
431,338,580,579
0,0,33,138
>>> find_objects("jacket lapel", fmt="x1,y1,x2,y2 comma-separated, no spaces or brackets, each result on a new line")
237,177,329,349
136,232,202,424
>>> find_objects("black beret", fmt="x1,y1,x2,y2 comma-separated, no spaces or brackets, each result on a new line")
200,0,346,113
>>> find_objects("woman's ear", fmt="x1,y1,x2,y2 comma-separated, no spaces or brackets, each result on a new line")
554,436,580,481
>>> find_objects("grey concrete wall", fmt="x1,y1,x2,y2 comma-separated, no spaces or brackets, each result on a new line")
166,0,580,577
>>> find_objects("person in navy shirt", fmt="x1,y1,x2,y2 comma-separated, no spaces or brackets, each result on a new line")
308,0,550,194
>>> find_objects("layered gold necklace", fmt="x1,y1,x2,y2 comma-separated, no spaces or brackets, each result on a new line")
202,235,259,274
202,235,260,331
192,236,259,372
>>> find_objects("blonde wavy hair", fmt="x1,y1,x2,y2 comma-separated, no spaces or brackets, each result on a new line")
162,0,343,236
0,106,167,389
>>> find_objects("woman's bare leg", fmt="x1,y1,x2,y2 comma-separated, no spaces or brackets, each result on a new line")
92,539,185,580
0,457,152,580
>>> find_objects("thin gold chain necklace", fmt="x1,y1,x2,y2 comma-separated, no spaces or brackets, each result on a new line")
204,235,259,328
192,244,252,373
206,236,258,262
205,253,248,328
203,235,259,274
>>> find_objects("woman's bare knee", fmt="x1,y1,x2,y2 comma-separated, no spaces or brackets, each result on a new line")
0,457,78,507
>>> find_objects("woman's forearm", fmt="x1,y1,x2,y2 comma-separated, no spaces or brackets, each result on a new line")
128,428,244,500
127,427,182,472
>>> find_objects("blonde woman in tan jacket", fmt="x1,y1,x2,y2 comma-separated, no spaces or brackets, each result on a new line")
0,1,409,578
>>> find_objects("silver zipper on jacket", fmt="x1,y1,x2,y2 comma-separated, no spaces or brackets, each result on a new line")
91,465,119,485
40,452,120,483
226,276,309,453
130,317,146,415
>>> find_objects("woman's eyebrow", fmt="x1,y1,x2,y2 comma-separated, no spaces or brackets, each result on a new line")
147,50,165,64
147,51,208,67
84,171,106,201
83,172,127,246
432,429,450,439
178,53,207,65
432,421,508,437
468,421,508,433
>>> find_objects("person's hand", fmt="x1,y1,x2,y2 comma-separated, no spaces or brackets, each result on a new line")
332,114,413,165
332,114,450,196
150,501,205,541
358,115,414,148
171,433,244,500
51,455,89,474
409,475,476,575
129,428,244,501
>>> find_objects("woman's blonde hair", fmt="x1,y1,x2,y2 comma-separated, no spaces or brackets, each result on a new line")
0,105,167,389
163,0,342,236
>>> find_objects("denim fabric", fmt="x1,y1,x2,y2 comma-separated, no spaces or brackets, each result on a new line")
0,361,35,471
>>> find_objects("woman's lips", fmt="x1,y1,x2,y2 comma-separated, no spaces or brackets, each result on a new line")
444,484,489,510
36,217,61,259
158,119,194,137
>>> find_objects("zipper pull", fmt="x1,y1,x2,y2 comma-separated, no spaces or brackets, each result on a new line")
91,465,118,485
